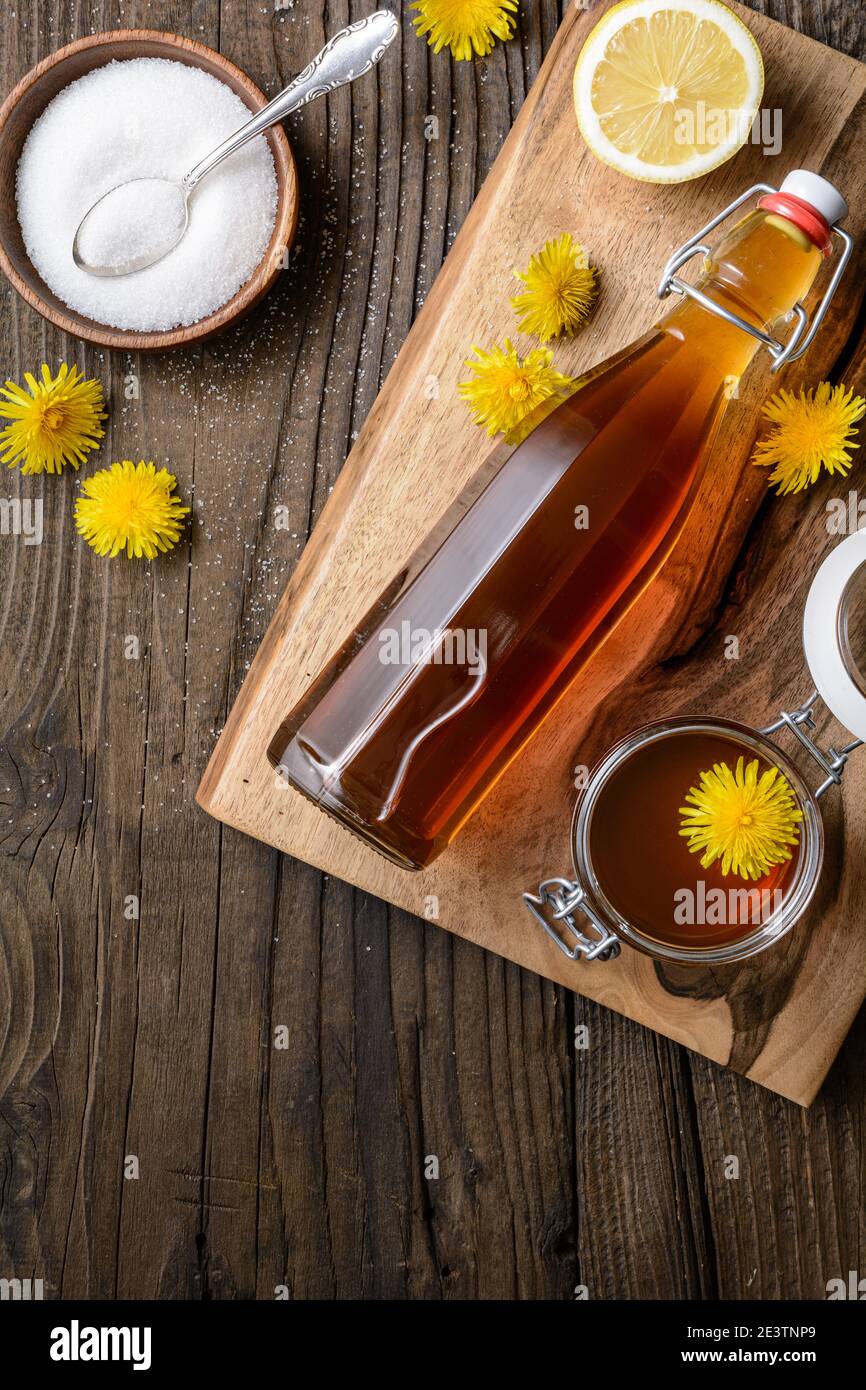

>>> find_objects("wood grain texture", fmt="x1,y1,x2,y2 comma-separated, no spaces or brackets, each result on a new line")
0,0,864,1302
198,0,866,1107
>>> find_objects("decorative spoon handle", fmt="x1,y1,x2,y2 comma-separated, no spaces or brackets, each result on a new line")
184,11,399,191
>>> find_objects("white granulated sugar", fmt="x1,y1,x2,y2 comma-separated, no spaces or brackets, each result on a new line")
76,177,188,272
16,58,278,331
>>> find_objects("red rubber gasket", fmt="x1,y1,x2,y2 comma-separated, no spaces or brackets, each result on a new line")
758,192,833,257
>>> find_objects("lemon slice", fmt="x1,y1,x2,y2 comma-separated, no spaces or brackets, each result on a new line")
573,0,764,183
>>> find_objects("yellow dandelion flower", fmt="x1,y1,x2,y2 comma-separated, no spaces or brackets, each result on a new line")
0,362,106,475
75,460,190,560
410,0,517,61
751,381,865,496
679,756,803,882
511,233,598,342
459,339,575,443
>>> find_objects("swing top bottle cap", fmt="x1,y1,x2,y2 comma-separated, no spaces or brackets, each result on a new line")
779,170,848,227
757,171,847,256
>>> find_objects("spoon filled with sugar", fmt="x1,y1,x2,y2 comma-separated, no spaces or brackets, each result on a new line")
73,10,399,277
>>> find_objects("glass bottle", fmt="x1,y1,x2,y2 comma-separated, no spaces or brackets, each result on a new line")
269,172,850,869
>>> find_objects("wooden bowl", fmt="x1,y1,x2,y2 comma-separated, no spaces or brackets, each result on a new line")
0,30,298,352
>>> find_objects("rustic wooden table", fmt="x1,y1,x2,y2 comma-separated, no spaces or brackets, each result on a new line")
1,0,863,1301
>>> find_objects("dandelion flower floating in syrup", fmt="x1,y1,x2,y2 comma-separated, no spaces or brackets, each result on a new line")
75,460,190,560
459,339,575,444
410,0,518,61
511,234,598,342
0,363,106,475
679,756,803,883
751,382,866,495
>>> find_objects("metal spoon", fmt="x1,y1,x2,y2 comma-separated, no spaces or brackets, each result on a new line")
72,10,399,277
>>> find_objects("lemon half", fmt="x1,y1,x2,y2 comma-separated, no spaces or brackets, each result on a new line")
573,0,764,183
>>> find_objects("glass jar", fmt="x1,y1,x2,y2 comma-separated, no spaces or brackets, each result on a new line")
524,531,866,966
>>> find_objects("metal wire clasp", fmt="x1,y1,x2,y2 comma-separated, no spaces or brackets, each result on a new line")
523,877,620,962
761,690,863,798
657,182,853,372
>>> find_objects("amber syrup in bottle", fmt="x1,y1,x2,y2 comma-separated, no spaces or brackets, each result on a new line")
269,198,826,868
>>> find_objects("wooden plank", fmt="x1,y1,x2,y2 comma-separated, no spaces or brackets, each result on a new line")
197,0,866,1106
0,0,228,1307
0,0,582,1300
0,0,863,1303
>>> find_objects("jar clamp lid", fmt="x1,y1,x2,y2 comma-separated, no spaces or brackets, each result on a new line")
524,532,866,966
804,528,866,743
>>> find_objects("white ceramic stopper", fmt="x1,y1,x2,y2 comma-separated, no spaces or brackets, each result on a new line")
780,170,848,226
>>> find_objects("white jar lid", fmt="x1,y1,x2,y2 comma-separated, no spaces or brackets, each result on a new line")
780,170,848,226
803,531,866,741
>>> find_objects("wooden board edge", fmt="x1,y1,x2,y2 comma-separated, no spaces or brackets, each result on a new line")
199,779,858,1107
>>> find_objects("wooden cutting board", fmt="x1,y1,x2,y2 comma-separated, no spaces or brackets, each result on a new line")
198,1,866,1106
